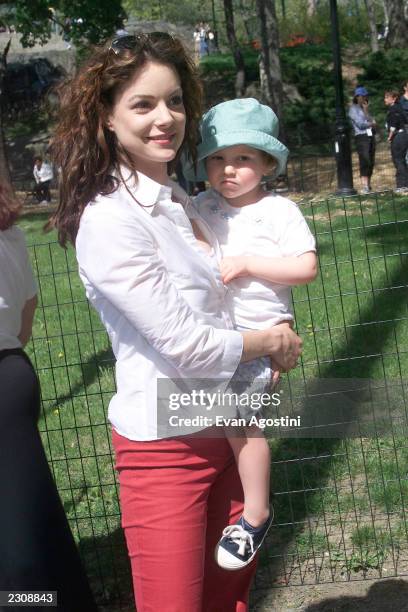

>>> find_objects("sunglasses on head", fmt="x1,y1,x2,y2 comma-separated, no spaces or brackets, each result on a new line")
109,32,175,55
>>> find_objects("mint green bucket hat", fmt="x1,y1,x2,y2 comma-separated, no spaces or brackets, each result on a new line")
183,98,289,182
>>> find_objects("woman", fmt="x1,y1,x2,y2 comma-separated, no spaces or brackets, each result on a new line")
384,90,408,192
0,184,97,610
49,33,302,611
348,86,376,193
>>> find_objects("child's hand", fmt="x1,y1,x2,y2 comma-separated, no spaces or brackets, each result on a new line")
220,256,248,284
271,366,281,387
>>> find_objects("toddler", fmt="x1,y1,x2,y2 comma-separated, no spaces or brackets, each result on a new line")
184,98,317,570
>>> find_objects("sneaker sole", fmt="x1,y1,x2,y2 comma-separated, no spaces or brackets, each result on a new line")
214,543,259,570
214,508,274,571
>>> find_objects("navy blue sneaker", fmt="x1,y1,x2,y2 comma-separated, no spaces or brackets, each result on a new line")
215,511,273,570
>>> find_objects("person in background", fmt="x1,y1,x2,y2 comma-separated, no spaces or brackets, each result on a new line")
33,156,53,204
348,86,376,194
207,28,216,54
0,183,97,611
193,25,201,63
115,19,128,38
198,21,209,58
384,90,408,193
398,80,408,123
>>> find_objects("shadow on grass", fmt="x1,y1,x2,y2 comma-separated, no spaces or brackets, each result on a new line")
253,196,408,606
41,345,115,417
304,578,408,611
77,526,133,611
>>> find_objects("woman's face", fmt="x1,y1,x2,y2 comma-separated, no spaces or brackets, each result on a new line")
107,60,186,182
384,94,396,106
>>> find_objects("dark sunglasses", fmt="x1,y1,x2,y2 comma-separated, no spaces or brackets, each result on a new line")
110,32,175,55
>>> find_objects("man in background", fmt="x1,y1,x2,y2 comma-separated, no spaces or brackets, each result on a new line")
33,156,53,204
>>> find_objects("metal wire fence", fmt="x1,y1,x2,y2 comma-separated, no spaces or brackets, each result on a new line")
12,136,399,203
24,189,408,609
285,139,397,194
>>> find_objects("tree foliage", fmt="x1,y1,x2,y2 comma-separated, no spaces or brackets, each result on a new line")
122,0,207,24
0,0,124,190
12,0,124,47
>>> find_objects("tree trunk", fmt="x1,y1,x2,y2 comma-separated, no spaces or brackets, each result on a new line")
382,0,389,35
223,0,246,97
384,0,408,47
363,0,379,52
0,39,12,190
307,0,318,17
255,0,286,143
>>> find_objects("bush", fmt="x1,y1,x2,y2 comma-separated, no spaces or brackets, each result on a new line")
280,44,337,144
279,1,368,47
199,47,260,82
200,43,347,146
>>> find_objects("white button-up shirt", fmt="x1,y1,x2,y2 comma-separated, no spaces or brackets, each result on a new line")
76,170,243,441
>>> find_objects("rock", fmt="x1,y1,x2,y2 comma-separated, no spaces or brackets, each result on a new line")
283,82,304,103
244,81,304,104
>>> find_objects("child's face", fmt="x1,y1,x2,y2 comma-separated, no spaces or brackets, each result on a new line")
206,145,272,205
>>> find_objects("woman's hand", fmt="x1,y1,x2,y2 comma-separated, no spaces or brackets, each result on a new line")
264,322,302,371
241,321,302,371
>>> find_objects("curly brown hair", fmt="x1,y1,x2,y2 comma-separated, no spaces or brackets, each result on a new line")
49,34,203,246
384,90,399,101
0,183,22,231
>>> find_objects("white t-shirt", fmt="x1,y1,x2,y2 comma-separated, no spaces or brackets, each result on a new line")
33,162,54,184
0,226,37,350
193,189,316,330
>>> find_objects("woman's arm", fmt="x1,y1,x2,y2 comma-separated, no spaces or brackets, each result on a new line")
18,294,38,347
387,107,400,141
220,251,318,285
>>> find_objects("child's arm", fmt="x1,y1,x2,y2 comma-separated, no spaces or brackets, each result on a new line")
220,251,318,285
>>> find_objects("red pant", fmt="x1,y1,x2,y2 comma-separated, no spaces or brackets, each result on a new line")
112,428,257,612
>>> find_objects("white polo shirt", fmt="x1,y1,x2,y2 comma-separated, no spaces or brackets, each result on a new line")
0,226,37,350
194,189,316,329
76,170,243,441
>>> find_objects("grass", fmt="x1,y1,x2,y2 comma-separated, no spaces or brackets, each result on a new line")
19,190,408,599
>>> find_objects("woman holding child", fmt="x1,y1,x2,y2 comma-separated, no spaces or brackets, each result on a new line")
50,32,312,611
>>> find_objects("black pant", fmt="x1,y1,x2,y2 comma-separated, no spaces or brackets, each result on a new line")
391,131,408,188
355,134,375,178
0,349,98,612
34,180,51,203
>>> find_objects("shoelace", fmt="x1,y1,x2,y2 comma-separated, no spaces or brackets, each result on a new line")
222,524,254,557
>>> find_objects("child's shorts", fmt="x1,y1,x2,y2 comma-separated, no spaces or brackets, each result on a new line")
227,356,273,422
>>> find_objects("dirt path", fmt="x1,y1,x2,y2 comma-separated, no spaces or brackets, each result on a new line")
250,576,408,610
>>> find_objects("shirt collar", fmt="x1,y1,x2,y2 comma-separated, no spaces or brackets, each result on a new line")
116,166,189,215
